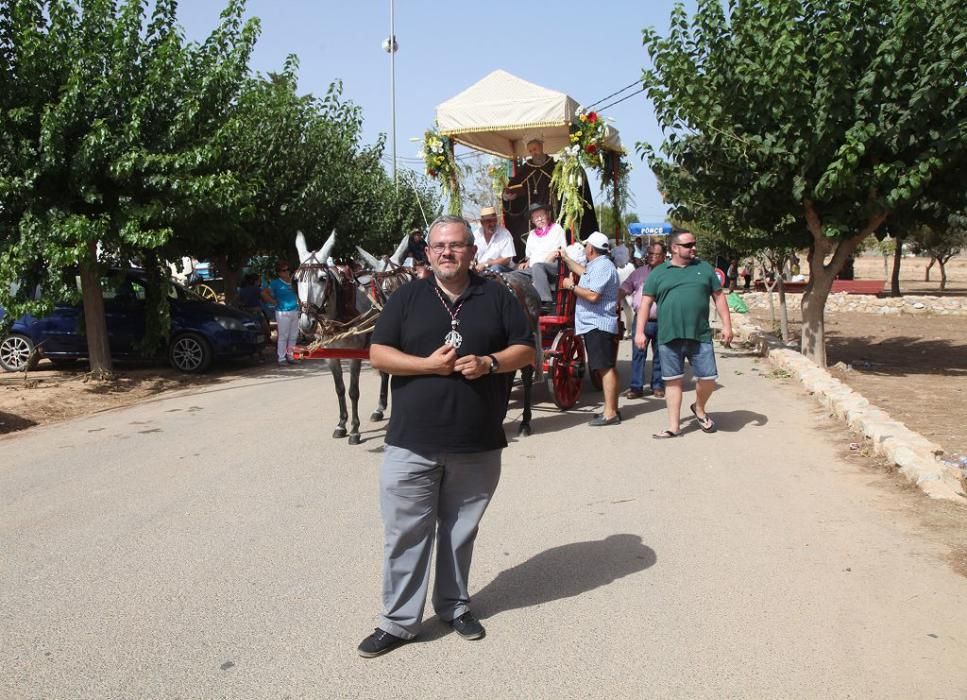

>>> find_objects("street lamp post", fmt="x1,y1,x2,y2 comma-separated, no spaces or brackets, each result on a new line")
382,0,398,189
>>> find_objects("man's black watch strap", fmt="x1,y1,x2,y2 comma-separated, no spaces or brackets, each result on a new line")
488,354,499,374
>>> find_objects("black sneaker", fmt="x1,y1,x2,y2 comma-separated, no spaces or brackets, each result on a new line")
357,628,408,658
589,414,621,426
449,611,485,640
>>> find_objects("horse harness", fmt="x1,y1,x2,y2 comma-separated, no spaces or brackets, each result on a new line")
295,254,415,345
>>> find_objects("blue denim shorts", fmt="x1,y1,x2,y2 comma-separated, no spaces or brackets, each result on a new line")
657,339,718,381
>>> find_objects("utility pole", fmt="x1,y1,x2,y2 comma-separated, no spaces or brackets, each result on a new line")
382,0,398,189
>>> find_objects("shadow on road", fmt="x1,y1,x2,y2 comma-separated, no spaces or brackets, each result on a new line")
416,534,656,642
0,411,38,434
704,409,769,433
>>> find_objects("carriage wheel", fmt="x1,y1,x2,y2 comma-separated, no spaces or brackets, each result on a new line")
545,328,585,410
195,283,218,301
589,329,622,389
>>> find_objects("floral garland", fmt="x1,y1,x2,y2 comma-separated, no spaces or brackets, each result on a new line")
419,125,462,215
551,110,629,234
486,157,511,204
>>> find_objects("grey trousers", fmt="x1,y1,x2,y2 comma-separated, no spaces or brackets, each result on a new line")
377,445,502,639
521,262,556,303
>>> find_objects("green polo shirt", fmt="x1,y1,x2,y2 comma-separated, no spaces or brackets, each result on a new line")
642,259,721,345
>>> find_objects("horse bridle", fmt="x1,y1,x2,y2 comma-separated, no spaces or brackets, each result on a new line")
295,251,336,319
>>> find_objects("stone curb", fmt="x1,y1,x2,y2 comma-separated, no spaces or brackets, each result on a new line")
730,315,966,504
740,291,967,316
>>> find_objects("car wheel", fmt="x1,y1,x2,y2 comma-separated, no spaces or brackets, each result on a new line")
169,333,213,373
0,334,40,372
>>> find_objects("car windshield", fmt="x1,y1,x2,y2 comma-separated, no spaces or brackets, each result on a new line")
169,280,206,302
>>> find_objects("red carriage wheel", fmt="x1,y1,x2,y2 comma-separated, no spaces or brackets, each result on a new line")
546,328,585,409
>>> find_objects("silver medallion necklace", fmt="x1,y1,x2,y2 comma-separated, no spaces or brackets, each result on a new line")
432,285,465,349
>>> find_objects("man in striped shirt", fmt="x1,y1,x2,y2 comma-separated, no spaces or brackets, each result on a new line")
559,232,621,426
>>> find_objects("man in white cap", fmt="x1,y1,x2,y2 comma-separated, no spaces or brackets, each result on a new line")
472,206,516,273
559,232,621,426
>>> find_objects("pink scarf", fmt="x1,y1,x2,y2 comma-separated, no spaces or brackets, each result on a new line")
532,224,551,238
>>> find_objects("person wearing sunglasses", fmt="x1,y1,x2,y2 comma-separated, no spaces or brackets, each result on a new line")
261,260,300,366
634,231,733,438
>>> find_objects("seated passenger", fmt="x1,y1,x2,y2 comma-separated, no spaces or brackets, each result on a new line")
406,229,428,267
472,206,516,273
517,202,567,306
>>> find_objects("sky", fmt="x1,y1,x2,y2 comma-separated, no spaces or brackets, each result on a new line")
176,0,698,225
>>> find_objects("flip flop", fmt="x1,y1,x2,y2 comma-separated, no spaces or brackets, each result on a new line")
652,429,681,439
690,403,716,433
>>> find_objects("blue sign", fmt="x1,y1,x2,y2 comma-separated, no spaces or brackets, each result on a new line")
629,222,672,237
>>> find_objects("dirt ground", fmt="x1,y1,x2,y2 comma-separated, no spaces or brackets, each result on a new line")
0,355,270,436
749,255,967,461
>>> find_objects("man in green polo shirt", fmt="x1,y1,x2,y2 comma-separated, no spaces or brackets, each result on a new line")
634,231,733,438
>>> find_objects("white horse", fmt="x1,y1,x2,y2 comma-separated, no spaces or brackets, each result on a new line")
295,230,374,445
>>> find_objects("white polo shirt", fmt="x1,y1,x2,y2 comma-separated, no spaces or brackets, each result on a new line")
473,225,516,264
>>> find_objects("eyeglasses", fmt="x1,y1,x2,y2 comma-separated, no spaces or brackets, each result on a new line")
675,242,697,249
429,242,471,253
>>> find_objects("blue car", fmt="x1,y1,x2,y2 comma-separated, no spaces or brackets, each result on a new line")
0,269,265,373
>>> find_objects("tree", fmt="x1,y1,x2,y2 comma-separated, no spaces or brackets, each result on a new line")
0,0,258,375
641,0,967,365
910,215,967,291
596,206,639,241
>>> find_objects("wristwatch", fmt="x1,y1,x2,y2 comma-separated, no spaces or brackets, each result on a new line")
488,354,499,374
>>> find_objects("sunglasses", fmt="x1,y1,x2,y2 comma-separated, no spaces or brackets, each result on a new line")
675,242,697,249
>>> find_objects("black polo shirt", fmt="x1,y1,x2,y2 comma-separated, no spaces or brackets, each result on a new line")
371,273,534,454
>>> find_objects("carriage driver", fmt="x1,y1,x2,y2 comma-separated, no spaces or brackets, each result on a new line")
358,214,534,657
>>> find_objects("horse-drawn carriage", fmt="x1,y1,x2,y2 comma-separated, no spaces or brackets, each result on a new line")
433,69,627,409
292,71,628,439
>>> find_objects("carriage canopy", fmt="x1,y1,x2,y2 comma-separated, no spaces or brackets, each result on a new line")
435,69,622,159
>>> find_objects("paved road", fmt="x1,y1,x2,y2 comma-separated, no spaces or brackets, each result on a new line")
2,345,966,699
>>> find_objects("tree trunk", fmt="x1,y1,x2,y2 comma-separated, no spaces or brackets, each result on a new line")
800,266,834,367
215,255,240,305
801,200,885,367
925,256,935,281
766,282,777,327
763,259,778,327
889,235,903,296
79,242,113,376
939,259,948,291
777,276,790,343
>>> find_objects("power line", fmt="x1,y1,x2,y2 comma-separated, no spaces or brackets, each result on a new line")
585,79,642,110
596,87,646,113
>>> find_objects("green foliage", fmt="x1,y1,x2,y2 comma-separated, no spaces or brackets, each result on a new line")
909,215,967,261
0,0,258,348
595,206,639,239
640,0,967,244
0,0,434,360
641,0,967,362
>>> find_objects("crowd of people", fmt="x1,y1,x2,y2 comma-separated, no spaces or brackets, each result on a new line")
240,208,736,656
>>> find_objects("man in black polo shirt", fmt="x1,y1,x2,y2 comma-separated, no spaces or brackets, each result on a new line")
357,215,534,658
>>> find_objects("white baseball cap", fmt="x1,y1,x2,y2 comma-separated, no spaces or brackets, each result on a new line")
584,231,611,252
